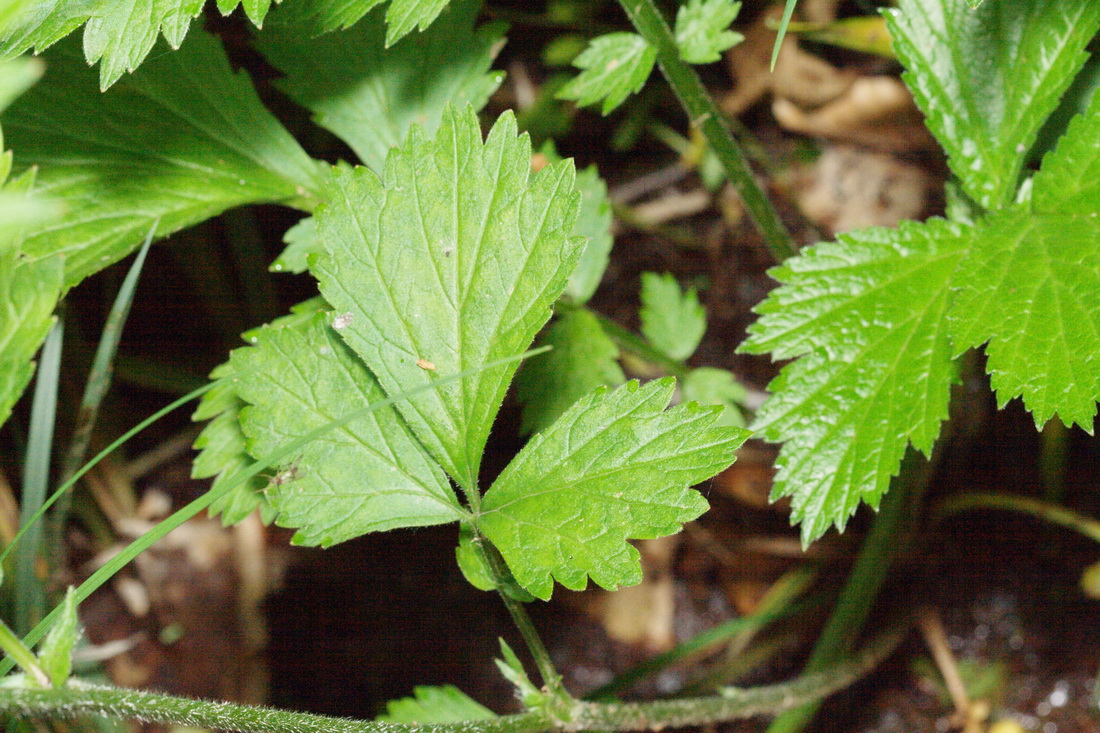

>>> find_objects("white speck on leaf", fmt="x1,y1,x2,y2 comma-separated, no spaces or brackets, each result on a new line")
333,312,353,330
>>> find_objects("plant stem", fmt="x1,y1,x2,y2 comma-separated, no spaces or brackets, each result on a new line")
939,492,1100,544
615,0,798,263
766,449,932,733
0,622,906,732
478,538,567,701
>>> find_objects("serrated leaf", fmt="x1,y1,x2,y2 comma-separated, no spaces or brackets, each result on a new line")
270,216,317,275
674,0,743,65
640,272,706,361
557,32,656,115
1,29,325,288
312,106,584,491
886,0,1100,209
480,378,747,599
515,308,625,435
0,0,277,89
191,362,275,525
192,299,328,525
379,685,496,724
740,219,968,544
256,0,504,174
0,167,62,428
944,89,1100,430
681,367,747,428
230,311,464,546
271,0,455,45
564,164,614,304
36,587,77,687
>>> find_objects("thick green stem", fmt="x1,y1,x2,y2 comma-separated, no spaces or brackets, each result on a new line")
0,621,906,732
615,0,798,262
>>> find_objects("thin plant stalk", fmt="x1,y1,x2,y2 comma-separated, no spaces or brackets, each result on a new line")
56,226,156,525
765,449,932,733
0,620,907,732
939,492,1100,544
12,319,64,636
615,0,797,262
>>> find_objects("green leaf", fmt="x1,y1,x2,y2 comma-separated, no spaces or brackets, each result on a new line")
674,0,743,65
564,164,614,304
557,32,657,115
0,167,62,428
515,308,626,435
0,57,42,112
946,91,1100,430
255,0,505,174
454,526,535,601
886,0,1100,209
270,0,456,46
740,219,968,544
480,378,747,599
192,299,329,525
269,216,317,275
1,29,325,288
681,367,747,428
947,209,1100,430
312,106,584,491
494,639,544,709
191,362,275,525
36,587,77,688
0,0,277,90
640,272,706,361
231,311,463,547
379,685,496,724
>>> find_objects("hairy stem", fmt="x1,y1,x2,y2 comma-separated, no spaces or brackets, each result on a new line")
615,0,798,262
478,538,567,702
0,620,906,732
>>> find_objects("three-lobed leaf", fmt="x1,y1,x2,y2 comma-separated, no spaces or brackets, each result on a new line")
1,29,325,288
886,0,1100,209
557,32,657,115
312,106,584,491
674,0,744,65
740,219,968,544
479,378,748,599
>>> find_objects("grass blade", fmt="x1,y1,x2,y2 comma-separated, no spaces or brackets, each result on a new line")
12,319,63,635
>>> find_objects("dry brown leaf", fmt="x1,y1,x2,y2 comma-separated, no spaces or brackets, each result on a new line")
773,75,938,152
795,144,938,234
